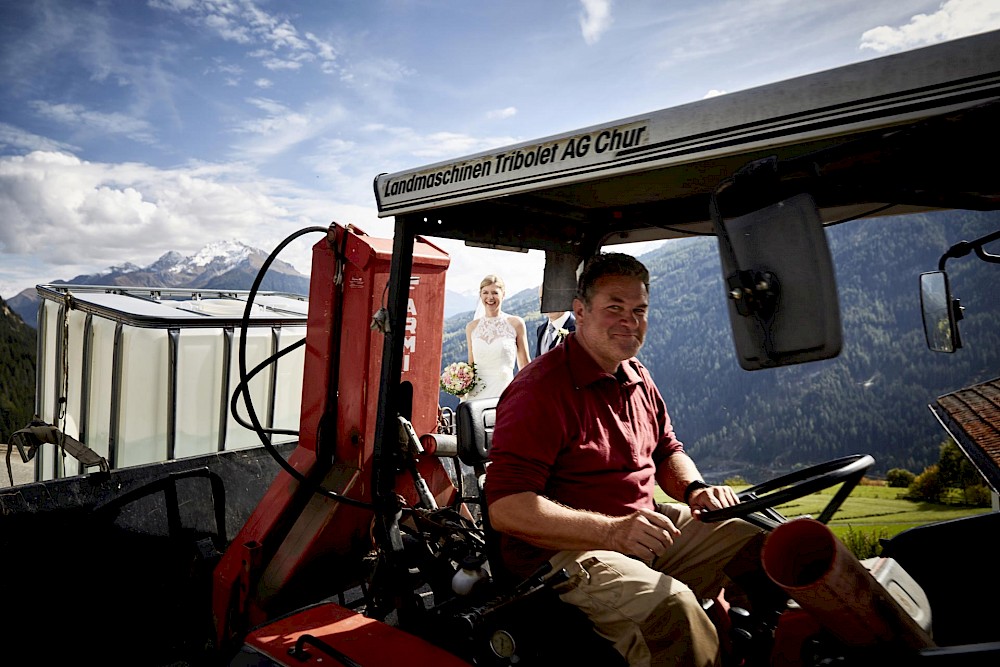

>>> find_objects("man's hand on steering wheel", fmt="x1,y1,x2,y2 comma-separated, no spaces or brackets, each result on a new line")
695,455,876,531
688,485,740,519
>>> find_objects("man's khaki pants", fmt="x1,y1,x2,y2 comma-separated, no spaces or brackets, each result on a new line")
548,504,762,667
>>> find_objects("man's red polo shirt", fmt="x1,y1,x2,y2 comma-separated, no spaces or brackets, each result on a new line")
486,332,684,578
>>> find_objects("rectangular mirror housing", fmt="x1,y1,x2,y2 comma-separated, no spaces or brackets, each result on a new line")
712,193,842,370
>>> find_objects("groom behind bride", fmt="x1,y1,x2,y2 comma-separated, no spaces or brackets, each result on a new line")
535,285,576,357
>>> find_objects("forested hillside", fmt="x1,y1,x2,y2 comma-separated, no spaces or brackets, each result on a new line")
0,296,36,445
439,209,1000,481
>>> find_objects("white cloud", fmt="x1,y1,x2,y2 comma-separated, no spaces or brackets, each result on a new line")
487,107,518,120
579,0,613,45
208,60,244,77
2,2,132,92
860,0,1000,52
262,58,302,71
352,124,517,165
254,78,272,88
202,11,252,44
151,0,339,75
206,58,245,86
703,89,726,99
305,32,338,65
29,101,158,145
0,150,337,294
298,124,519,245
231,98,348,160
0,145,543,303
243,96,289,116
410,132,497,158
345,57,412,85
0,123,79,154
263,19,310,52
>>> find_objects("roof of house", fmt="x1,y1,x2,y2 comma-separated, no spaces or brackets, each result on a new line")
929,376,1000,493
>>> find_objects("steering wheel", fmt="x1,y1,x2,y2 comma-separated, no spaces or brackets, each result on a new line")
696,454,875,531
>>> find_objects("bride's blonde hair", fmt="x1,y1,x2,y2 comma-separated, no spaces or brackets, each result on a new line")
480,274,505,292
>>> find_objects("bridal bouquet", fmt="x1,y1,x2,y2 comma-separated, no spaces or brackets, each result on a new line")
440,361,479,397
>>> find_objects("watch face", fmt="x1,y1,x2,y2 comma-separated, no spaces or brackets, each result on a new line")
489,629,516,658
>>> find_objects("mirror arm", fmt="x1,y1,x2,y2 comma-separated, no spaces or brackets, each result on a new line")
937,228,1000,270
711,156,784,321
974,244,1000,265
972,231,1000,264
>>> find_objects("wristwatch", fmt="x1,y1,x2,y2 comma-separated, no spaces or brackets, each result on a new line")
683,480,711,504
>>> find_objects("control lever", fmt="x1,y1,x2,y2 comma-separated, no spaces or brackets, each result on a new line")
397,415,438,509
512,562,557,596
455,563,567,631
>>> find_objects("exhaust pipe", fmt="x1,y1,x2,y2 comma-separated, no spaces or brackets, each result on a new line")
761,518,934,650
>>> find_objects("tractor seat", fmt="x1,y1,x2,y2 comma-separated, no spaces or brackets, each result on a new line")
453,397,509,585
452,397,627,665
455,396,495,469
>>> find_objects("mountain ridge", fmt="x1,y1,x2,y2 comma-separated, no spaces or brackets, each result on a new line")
6,240,310,328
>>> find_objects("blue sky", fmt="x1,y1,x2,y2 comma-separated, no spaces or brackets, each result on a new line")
2,0,998,300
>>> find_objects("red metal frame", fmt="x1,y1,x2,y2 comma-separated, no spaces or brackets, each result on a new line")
242,602,471,666
212,223,455,651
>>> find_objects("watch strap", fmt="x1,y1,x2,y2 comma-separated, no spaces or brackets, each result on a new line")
683,480,710,504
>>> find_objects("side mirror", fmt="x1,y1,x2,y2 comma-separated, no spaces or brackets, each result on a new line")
919,271,963,352
711,191,842,370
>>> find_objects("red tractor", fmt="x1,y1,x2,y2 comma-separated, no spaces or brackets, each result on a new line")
3,29,1000,667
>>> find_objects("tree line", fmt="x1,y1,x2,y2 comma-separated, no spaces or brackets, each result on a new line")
0,296,36,445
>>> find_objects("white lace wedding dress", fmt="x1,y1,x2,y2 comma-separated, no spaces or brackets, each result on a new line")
466,314,518,400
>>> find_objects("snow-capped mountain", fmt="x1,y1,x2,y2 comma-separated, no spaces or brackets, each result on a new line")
7,241,310,328
170,240,255,282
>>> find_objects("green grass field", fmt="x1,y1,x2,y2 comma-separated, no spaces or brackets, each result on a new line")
768,483,991,542
655,482,992,544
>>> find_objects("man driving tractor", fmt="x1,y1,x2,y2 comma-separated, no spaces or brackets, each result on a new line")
487,252,766,666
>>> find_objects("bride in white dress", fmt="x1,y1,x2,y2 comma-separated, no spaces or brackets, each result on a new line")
463,274,531,401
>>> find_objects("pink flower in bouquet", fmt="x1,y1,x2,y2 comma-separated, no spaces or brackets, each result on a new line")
440,361,479,396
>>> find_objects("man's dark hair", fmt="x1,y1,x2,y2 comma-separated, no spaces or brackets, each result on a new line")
576,252,650,305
